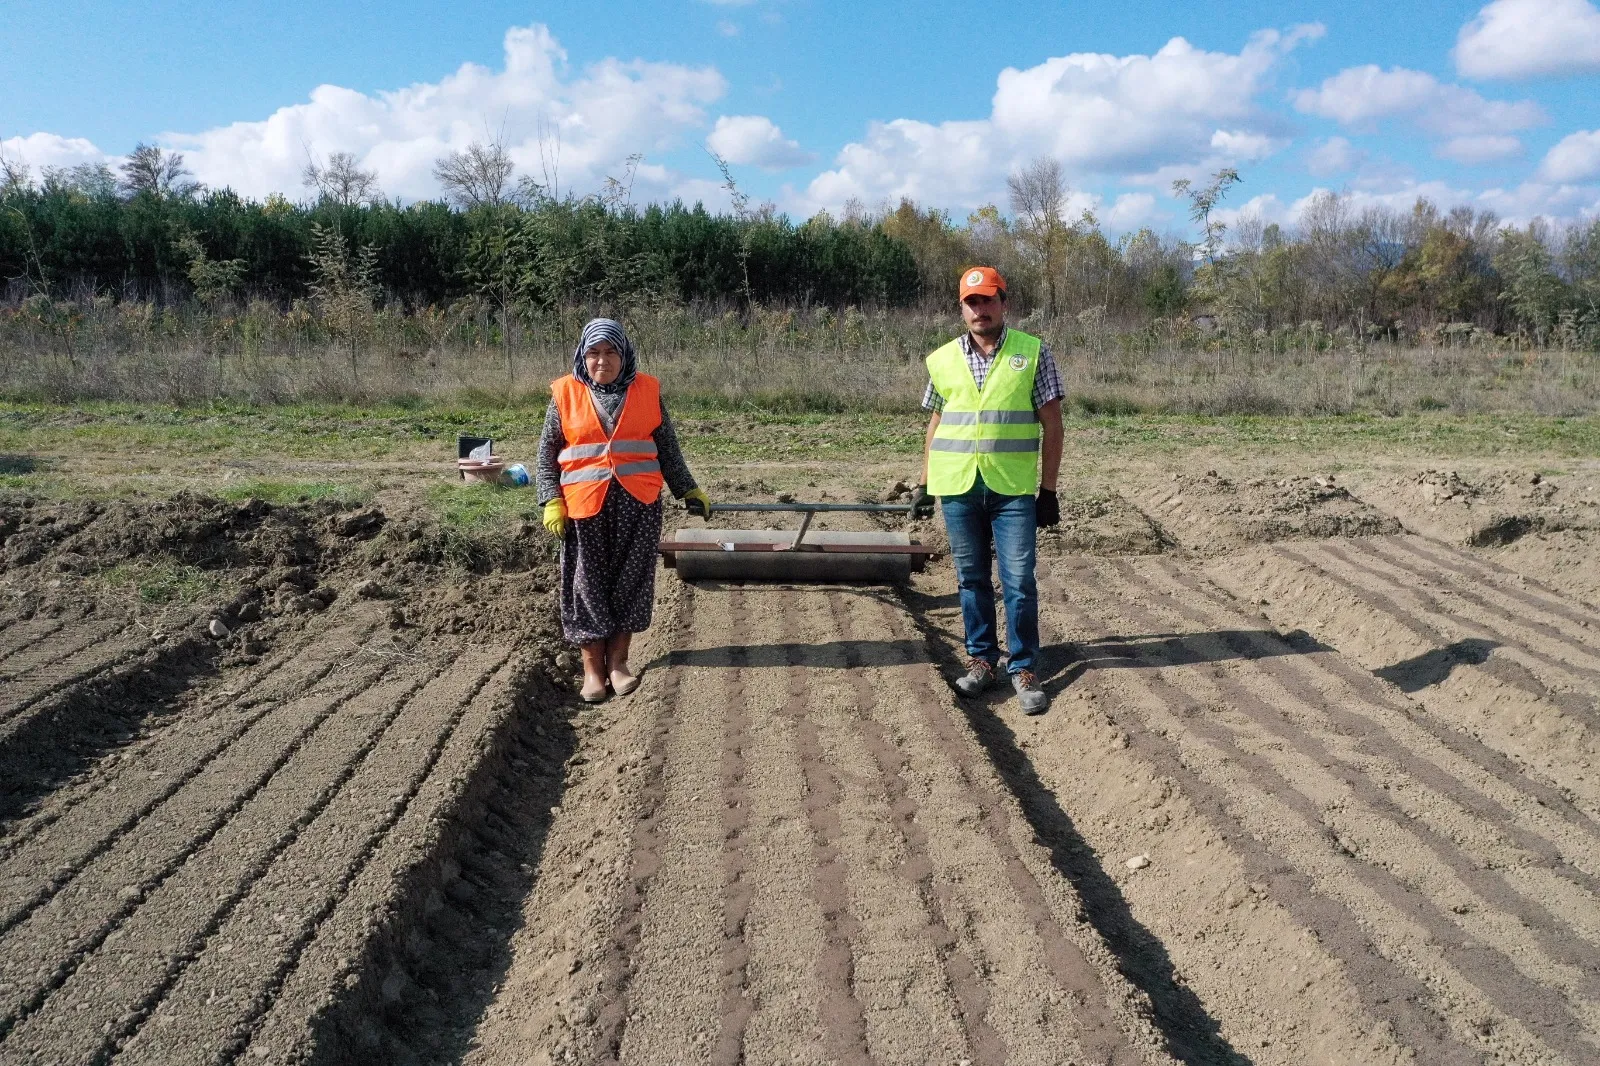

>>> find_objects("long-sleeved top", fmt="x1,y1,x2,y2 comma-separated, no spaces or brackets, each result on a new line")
535,384,698,505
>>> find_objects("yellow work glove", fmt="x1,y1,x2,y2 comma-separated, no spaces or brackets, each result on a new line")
542,499,567,538
684,487,713,519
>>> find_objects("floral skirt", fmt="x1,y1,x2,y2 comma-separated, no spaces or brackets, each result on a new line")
560,486,662,644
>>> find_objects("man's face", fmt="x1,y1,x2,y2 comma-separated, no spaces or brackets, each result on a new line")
961,292,1005,337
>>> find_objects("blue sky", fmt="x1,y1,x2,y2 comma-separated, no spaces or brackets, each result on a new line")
4,0,1600,233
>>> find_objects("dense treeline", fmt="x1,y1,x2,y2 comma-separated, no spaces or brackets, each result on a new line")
2,150,1599,350
0,179,920,309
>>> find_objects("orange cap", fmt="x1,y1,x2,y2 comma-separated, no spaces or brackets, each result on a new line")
959,266,1005,298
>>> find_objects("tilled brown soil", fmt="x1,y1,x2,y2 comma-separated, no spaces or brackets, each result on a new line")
3,471,1599,1065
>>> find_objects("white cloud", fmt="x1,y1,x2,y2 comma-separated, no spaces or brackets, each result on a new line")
133,24,726,202
1292,65,1543,138
716,20,740,37
1104,192,1161,230
1455,0,1600,79
803,26,1323,213
0,132,109,173
1275,178,1600,228
1209,129,1282,161
705,115,814,170
1214,193,1292,233
1305,136,1365,176
1435,133,1523,164
1539,129,1600,182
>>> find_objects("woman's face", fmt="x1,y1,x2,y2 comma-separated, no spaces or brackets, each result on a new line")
584,340,622,385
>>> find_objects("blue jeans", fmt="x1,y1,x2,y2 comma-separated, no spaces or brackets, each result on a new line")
939,472,1039,675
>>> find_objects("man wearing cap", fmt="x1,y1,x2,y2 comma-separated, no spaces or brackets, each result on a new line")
910,267,1063,714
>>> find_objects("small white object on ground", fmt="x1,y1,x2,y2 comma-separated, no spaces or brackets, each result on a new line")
1126,854,1151,871
207,619,231,639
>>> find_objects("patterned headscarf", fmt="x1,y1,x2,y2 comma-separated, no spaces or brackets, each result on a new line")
572,318,638,395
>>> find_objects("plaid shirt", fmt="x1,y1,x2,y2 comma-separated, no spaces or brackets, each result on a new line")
921,327,1065,412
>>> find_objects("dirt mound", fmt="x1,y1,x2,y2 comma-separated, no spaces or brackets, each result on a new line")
1359,468,1600,547
1041,492,1170,556
1135,470,1402,552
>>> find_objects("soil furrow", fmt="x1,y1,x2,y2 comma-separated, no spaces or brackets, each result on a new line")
861,589,1153,1065
711,587,756,1066
613,589,735,1062
0,626,352,863
1147,560,1600,895
1404,534,1600,627
923,565,1412,1064
0,616,69,666
0,630,220,833
1166,560,1600,838
813,589,999,1064
699,586,865,1065
1038,567,1488,1066
1318,541,1600,687
0,620,120,686
247,659,574,1066
586,588,695,1065
1273,545,1600,724
1372,537,1600,653
1109,560,1600,997
0,632,384,932
0,661,438,1049
0,653,394,940
111,650,512,1065
1055,568,1593,1064
0,633,147,730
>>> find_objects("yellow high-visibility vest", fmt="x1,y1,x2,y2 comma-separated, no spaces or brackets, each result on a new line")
925,330,1041,497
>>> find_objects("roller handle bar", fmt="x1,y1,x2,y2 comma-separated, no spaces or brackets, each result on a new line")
682,501,915,514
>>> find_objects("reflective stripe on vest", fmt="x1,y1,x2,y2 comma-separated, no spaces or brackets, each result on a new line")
934,410,1038,426
559,458,663,484
925,329,1042,497
552,373,666,518
557,439,659,462
928,437,1039,453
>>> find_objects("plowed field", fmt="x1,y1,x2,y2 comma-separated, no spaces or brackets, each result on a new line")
2,454,1599,1065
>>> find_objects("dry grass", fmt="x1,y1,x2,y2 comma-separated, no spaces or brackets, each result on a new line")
1,298,1596,416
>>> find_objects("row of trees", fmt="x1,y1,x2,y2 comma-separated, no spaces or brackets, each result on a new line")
3,142,1600,347
0,144,920,310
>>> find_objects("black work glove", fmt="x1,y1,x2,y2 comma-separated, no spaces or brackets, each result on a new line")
909,483,935,519
1036,488,1060,528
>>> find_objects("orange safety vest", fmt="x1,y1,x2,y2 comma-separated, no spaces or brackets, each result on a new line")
552,373,665,519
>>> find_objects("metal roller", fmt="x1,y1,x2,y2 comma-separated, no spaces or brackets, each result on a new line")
659,502,939,584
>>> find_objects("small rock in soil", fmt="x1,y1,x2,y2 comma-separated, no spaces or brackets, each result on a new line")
332,507,386,539
1125,854,1151,871
207,618,232,639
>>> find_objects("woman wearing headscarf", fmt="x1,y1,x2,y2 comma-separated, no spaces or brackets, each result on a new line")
536,318,712,703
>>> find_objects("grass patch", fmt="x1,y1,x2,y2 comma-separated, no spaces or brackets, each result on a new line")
1,400,1595,479
426,481,542,529
216,479,369,506
98,561,220,605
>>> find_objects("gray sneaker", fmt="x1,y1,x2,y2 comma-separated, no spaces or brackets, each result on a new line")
1012,670,1048,715
954,657,997,696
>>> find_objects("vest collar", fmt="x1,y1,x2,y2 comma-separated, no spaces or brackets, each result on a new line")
960,325,1007,361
